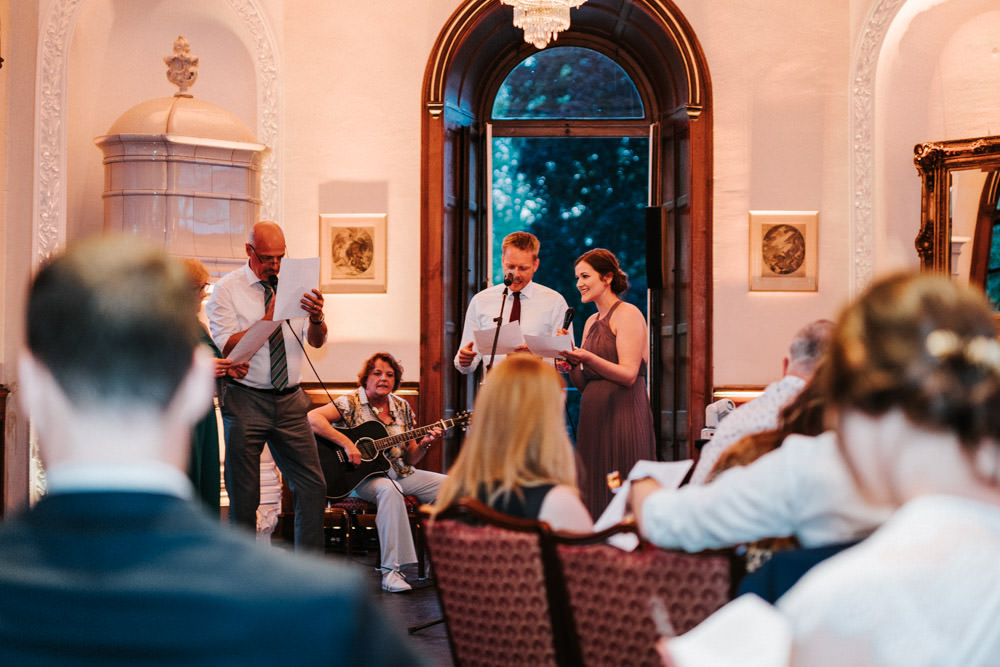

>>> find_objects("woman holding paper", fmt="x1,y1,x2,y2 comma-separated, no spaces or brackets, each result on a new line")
560,248,655,519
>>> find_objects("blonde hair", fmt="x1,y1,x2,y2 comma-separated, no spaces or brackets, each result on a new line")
433,355,578,515
501,231,540,259
182,258,209,288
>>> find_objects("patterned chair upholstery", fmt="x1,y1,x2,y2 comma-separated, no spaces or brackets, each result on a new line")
425,501,735,667
423,500,575,667
552,524,734,667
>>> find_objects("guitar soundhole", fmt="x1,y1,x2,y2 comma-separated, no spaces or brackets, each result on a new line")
356,438,378,461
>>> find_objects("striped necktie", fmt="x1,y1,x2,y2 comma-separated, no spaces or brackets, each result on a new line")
262,281,289,390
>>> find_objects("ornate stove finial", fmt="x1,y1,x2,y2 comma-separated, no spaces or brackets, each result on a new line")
164,36,199,96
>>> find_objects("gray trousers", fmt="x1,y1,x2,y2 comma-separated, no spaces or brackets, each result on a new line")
221,382,327,551
354,468,445,572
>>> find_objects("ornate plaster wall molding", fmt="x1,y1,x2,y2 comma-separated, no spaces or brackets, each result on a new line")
34,0,85,264
35,0,281,265
33,0,282,509
850,0,907,292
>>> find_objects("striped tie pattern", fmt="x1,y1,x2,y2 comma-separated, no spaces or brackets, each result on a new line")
262,281,289,390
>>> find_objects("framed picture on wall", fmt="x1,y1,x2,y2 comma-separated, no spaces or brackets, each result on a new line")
748,210,818,291
319,213,387,293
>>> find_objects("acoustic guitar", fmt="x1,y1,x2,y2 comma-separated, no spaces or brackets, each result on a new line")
315,412,471,499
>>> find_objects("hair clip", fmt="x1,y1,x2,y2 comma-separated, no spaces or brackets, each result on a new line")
926,329,1000,373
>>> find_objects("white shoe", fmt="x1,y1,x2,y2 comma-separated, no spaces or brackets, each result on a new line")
381,570,411,593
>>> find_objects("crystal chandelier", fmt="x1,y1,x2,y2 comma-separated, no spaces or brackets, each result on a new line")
500,0,588,50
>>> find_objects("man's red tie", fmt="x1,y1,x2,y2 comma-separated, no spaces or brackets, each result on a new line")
510,291,521,322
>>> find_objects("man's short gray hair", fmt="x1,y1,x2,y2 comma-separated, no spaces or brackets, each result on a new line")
787,319,834,376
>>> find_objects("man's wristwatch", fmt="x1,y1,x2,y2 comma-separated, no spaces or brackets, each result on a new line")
310,312,325,325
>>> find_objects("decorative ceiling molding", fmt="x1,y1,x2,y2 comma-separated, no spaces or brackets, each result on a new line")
34,0,281,265
850,0,907,293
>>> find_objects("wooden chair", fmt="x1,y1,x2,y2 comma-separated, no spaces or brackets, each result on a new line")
421,499,580,667
281,480,427,578
326,495,428,579
550,522,737,666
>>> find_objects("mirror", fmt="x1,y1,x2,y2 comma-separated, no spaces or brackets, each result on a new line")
914,135,1000,311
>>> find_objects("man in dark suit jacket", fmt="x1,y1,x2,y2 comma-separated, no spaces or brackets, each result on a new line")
1,236,427,666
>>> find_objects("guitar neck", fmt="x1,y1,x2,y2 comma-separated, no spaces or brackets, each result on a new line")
373,420,447,452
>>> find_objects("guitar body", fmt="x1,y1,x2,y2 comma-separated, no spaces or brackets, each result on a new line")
314,412,471,500
315,420,395,500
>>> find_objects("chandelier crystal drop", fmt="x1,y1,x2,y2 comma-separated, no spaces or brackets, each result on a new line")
500,0,587,50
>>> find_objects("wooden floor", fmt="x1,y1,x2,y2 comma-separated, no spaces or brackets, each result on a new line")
273,534,454,666
343,549,454,667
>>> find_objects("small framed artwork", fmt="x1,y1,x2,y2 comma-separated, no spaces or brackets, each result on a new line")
748,210,818,291
319,213,387,293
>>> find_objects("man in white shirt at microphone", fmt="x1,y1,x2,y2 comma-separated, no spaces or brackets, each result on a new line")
455,231,573,374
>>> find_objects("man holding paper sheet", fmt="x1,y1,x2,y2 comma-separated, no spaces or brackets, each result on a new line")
206,221,328,551
454,231,572,374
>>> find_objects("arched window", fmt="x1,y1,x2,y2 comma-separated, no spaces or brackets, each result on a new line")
492,47,644,120
489,47,649,311
488,46,652,434
421,1,713,469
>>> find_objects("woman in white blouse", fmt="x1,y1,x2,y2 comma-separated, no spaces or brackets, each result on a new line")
644,272,1000,666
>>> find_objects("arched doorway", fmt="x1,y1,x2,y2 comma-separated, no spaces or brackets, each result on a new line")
420,0,713,468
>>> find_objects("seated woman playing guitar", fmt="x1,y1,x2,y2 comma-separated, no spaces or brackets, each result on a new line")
307,352,445,593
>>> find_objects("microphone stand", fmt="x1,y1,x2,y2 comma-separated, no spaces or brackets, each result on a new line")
485,286,509,373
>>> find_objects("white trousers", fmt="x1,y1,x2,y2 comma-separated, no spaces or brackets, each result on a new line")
352,468,445,572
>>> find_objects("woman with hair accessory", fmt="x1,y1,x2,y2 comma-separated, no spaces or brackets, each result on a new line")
432,355,592,532
559,248,655,518
654,272,1000,667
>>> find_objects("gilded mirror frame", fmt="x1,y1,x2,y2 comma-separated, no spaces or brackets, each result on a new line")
914,135,1000,275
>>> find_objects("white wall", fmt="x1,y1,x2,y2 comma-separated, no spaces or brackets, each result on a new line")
876,0,1000,276
677,0,854,385
278,1,457,382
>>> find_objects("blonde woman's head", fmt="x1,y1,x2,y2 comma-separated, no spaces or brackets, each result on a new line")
434,354,578,513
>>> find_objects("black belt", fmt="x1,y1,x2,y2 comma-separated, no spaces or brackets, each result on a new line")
230,381,300,397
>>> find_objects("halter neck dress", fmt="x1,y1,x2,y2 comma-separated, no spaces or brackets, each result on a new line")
575,300,656,519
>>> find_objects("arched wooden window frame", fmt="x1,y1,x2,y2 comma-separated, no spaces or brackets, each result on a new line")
420,0,713,468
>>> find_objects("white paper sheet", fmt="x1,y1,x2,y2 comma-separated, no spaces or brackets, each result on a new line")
274,257,320,321
523,333,574,358
471,322,525,357
594,459,694,551
226,319,282,364
667,594,791,667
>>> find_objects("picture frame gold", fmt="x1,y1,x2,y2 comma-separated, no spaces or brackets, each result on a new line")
748,210,818,291
319,213,387,293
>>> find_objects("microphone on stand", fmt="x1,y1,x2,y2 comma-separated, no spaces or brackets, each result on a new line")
267,274,278,289
562,307,576,330
488,274,514,373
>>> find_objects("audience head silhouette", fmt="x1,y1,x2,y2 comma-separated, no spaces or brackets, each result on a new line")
827,272,1000,506
829,272,1000,447
435,354,578,512
784,319,834,379
25,235,206,412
